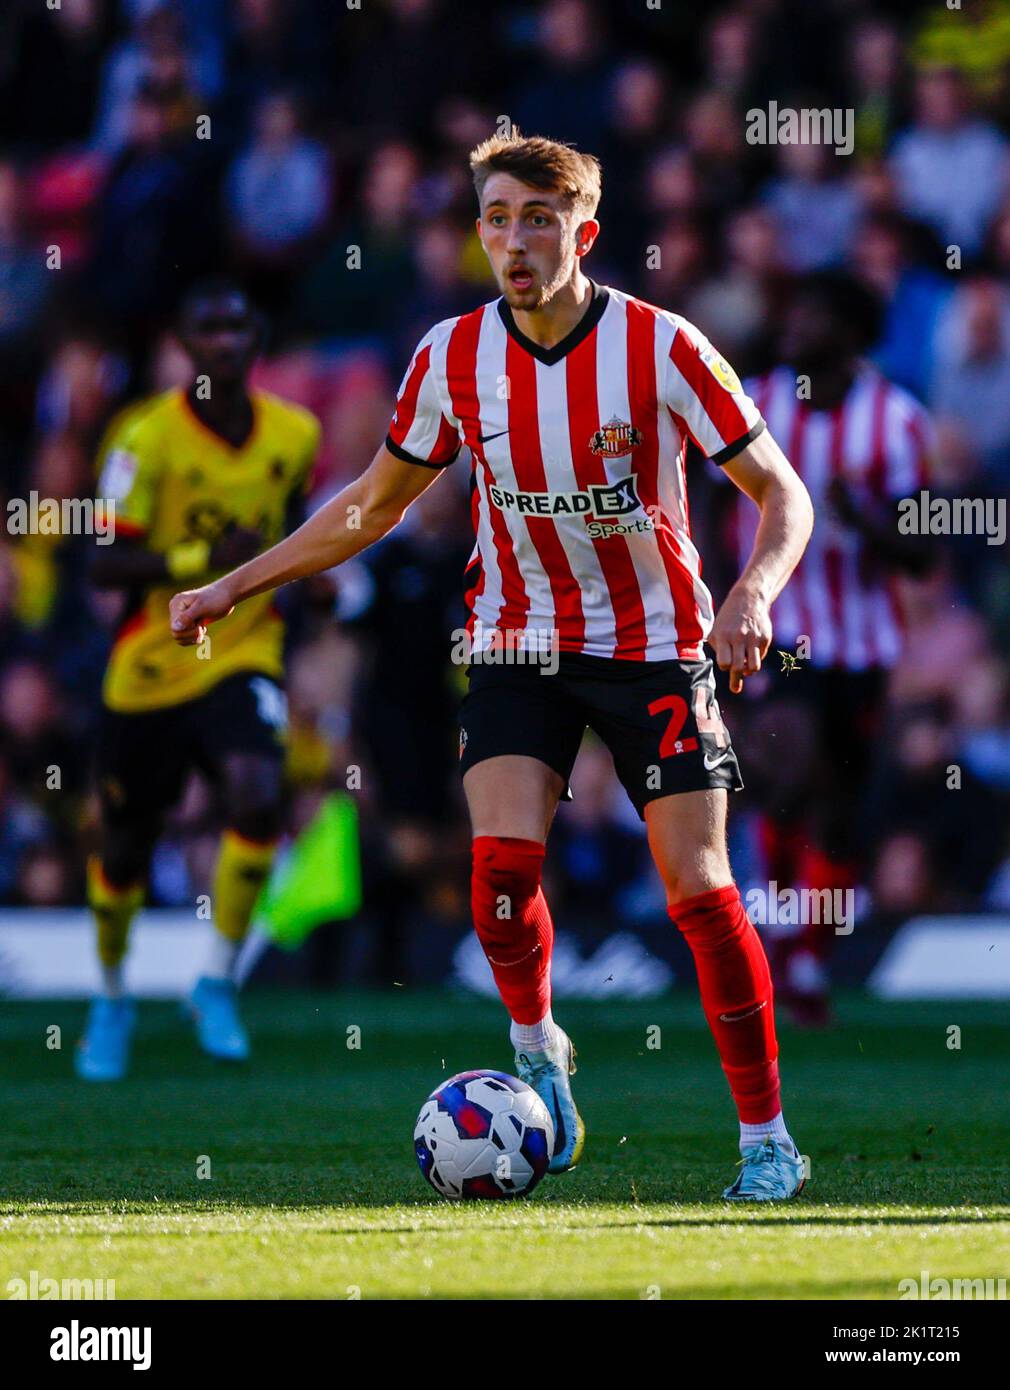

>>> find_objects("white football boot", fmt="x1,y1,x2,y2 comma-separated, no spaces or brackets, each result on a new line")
515,1026,585,1174
722,1137,806,1200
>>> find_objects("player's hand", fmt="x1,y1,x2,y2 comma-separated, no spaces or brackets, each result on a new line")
210,525,262,570
169,580,235,646
711,583,772,694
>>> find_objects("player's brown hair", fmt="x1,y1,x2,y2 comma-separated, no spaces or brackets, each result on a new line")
469,130,602,219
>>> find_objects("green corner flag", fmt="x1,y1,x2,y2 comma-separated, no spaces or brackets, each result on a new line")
256,793,362,950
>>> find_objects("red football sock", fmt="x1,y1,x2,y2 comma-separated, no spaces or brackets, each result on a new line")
471,836,553,1025
670,884,781,1123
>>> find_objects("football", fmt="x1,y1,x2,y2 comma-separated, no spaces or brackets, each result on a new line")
413,1070,555,1200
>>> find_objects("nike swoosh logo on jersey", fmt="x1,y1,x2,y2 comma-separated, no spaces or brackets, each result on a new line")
703,749,733,771
477,429,509,444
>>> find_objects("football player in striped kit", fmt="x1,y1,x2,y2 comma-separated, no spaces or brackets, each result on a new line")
733,271,936,1024
169,133,814,1200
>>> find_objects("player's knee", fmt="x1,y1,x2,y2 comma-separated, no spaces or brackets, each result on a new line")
101,850,149,888
226,796,282,844
101,823,156,886
471,835,544,914
662,849,733,907
221,757,283,843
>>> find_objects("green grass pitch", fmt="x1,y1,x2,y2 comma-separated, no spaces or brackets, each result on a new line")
3,990,1008,1299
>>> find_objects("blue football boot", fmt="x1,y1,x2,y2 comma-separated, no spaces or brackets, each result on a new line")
75,996,136,1082
186,976,250,1062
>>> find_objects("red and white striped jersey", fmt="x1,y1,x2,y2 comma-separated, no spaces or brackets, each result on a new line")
735,365,934,671
387,283,764,661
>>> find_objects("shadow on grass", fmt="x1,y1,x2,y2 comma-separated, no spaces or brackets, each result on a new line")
362,1277,925,1300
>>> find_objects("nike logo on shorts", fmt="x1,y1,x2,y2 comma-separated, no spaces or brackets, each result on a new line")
703,749,733,771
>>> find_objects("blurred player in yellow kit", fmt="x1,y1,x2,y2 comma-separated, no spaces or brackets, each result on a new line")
77,279,320,1081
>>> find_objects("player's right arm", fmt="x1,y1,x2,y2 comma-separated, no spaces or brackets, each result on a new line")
169,443,440,645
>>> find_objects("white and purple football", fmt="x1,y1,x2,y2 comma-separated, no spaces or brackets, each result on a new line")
413,1070,554,1200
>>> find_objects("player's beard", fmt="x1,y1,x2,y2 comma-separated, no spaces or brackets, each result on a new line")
500,247,577,312
502,281,544,310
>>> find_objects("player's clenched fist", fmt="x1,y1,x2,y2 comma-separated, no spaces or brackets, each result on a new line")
169,581,235,645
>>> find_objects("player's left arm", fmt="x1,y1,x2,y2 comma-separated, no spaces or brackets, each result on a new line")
663,320,813,694
715,429,814,693
827,480,934,574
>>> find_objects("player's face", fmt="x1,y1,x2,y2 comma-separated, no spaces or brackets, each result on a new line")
477,174,595,311
780,295,842,370
179,294,259,384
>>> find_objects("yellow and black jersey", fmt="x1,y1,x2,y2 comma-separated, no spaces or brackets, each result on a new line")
97,387,320,713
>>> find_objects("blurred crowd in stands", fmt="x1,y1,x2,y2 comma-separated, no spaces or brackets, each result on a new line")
0,0,1008,997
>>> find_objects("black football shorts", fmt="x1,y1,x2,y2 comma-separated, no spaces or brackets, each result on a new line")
97,671,288,824
458,651,743,818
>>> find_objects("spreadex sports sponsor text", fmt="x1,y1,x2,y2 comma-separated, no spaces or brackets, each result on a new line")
489,475,657,539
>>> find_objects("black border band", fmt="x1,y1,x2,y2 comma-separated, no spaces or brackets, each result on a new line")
384,434,460,469
710,417,766,466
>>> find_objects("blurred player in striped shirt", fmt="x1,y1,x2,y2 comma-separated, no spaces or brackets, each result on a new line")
732,271,936,1024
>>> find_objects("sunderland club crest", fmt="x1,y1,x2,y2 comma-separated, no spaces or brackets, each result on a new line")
589,416,644,457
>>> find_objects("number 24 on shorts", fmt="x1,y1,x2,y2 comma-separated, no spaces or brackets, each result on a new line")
648,684,728,759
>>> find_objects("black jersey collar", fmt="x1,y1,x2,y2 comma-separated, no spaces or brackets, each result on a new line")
497,280,609,365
